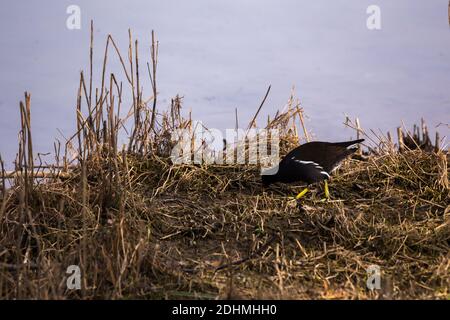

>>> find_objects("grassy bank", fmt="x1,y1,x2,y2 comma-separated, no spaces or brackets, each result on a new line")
0,28,448,299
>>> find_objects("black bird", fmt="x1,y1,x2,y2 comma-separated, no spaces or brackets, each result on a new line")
261,139,364,199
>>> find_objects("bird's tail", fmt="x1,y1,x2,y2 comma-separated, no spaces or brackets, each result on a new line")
332,139,365,164
332,139,364,148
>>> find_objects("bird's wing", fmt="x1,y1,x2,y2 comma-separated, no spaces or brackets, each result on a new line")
323,145,359,172
288,145,356,173
284,158,330,183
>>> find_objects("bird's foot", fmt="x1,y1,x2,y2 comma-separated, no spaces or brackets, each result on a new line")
317,180,331,202
295,187,309,200
324,180,330,199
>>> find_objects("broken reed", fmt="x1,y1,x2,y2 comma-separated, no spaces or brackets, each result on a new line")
345,116,445,155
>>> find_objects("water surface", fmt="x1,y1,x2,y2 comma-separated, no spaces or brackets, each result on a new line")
0,0,449,167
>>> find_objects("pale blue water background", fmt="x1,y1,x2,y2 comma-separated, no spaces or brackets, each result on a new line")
0,0,449,168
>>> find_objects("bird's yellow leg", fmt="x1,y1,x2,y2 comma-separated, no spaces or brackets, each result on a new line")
324,180,330,199
295,187,309,200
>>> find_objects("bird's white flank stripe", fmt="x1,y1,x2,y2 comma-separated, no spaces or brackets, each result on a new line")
320,171,330,178
293,159,324,170
293,159,319,166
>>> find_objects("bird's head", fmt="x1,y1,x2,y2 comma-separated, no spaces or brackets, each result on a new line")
261,175,271,186
260,165,279,186
261,173,278,186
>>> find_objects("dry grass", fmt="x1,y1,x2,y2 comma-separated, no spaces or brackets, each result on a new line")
0,26,448,299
